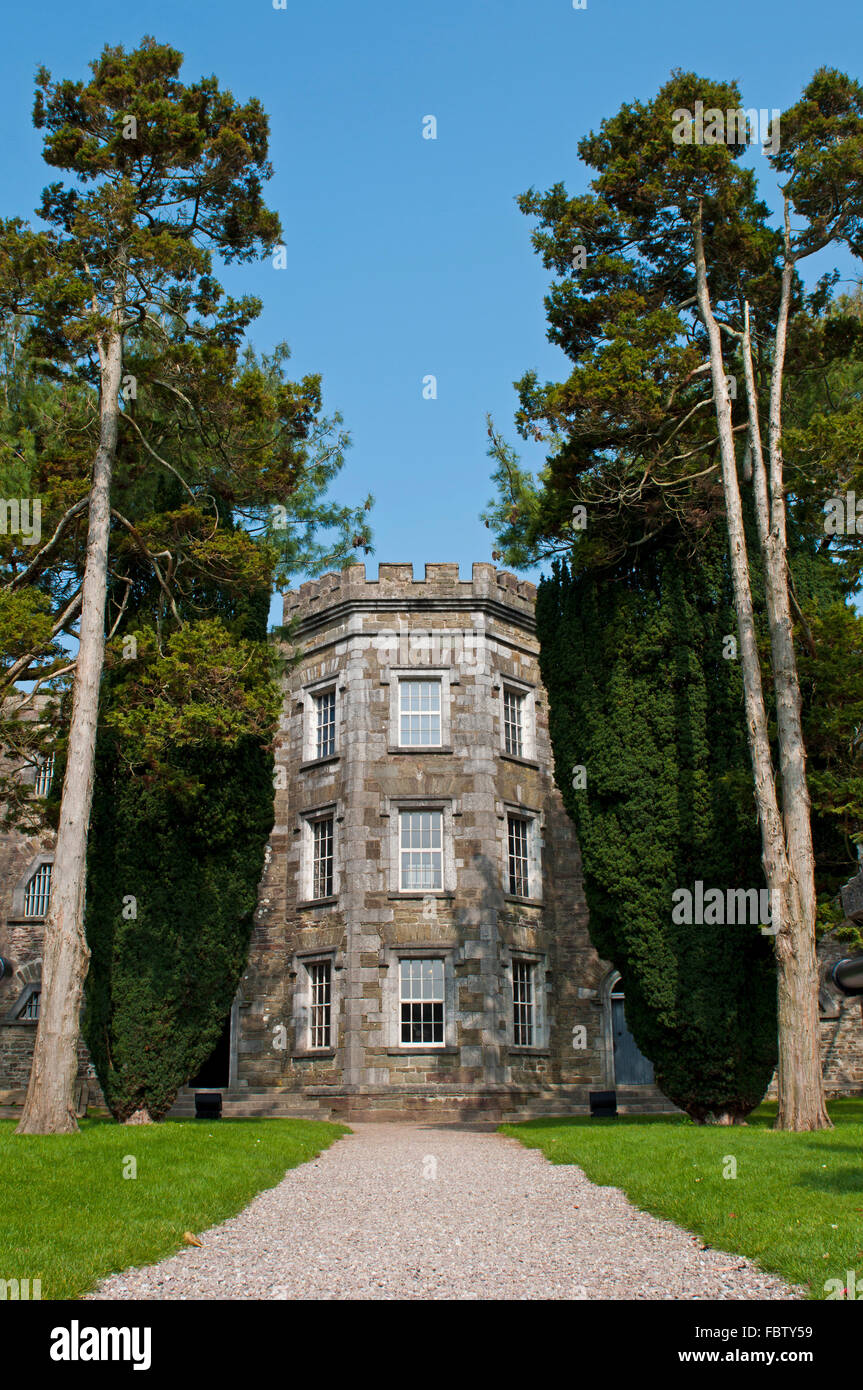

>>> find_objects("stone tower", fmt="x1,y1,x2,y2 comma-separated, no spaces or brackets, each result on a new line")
230,562,618,1121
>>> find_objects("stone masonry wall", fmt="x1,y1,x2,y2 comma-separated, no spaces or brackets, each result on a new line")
0,707,100,1097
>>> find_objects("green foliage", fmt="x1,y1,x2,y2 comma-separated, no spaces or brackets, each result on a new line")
797,600,863,952
485,67,863,580
83,708,276,1122
536,546,778,1119
103,618,281,783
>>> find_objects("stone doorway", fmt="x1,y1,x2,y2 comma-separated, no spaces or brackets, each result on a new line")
609,977,655,1086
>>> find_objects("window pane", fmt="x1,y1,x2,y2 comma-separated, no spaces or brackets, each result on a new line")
315,690,336,759
507,817,530,897
400,811,443,890
18,991,40,1021
503,689,525,758
312,817,334,898
24,863,52,917
399,680,441,745
309,960,332,1048
399,958,445,1043
34,753,55,798
513,959,534,1046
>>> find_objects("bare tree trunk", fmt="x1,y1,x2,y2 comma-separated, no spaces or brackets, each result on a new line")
16,290,124,1135
740,280,830,1131
693,208,829,1132
693,215,790,896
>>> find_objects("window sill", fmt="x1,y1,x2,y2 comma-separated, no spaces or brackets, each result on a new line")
299,754,340,772
509,1046,551,1057
503,894,544,907
297,896,339,909
292,1050,336,1060
387,892,454,901
500,753,540,770
387,1046,457,1056
387,746,453,755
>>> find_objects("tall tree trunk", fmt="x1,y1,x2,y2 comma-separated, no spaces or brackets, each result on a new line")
16,290,124,1135
741,280,830,1131
693,208,830,1132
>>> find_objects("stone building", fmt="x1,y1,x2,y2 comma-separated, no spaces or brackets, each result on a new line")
208,560,646,1121
1,562,862,1121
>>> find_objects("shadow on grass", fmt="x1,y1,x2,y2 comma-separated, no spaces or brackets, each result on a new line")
792,1166,863,1194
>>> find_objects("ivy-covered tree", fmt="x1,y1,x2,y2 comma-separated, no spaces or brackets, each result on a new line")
536,542,778,1121
83,579,281,1123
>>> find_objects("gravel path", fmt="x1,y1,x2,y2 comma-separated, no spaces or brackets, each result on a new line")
89,1123,801,1300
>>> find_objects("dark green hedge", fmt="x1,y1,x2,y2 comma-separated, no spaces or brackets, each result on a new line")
82,560,277,1123
536,545,778,1119
82,730,274,1121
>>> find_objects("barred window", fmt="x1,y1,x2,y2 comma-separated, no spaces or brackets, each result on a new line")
512,960,534,1046
34,753,55,798
312,817,334,899
315,690,336,759
399,679,441,746
18,990,40,1022
503,688,524,757
308,961,332,1049
400,958,444,1046
24,863,51,918
507,816,530,897
400,811,442,891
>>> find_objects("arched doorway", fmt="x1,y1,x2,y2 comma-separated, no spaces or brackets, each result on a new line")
609,976,654,1085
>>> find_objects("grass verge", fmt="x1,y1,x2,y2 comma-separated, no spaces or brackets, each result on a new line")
0,1116,348,1300
501,1099,863,1299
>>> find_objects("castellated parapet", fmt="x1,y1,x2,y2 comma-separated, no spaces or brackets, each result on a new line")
285,562,538,629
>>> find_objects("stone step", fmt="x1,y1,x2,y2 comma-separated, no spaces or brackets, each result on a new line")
163,1084,679,1122
165,1090,331,1121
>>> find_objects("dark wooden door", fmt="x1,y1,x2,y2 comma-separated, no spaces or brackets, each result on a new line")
612,994,654,1085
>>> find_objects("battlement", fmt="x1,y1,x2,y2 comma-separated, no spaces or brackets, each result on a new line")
283,562,537,625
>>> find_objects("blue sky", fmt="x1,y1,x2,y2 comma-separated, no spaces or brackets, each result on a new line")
2,0,861,603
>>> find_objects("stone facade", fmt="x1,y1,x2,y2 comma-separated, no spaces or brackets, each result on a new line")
232,561,615,1120
1,562,861,1121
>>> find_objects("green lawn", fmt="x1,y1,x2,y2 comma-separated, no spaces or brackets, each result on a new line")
501,1099,863,1299
0,1116,348,1300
